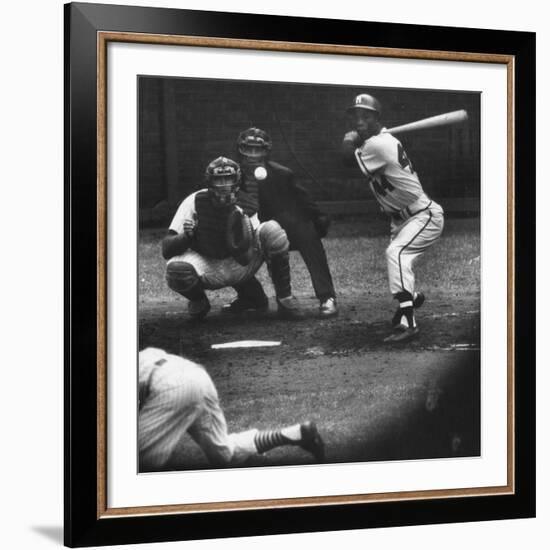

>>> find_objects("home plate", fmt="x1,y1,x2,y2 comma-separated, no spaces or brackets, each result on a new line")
211,340,282,349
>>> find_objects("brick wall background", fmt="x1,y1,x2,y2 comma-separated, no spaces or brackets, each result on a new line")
139,77,480,224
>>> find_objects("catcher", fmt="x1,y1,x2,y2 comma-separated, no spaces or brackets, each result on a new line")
162,156,304,320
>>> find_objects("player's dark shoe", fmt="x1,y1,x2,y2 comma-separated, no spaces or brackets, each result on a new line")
299,421,325,462
276,295,305,320
384,324,419,343
188,296,211,320
319,297,338,317
221,297,269,314
391,292,426,327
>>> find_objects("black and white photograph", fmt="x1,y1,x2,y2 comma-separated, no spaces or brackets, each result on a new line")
137,76,481,473
57,0,538,545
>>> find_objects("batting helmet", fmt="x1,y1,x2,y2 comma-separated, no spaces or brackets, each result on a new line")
205,156,241,207
346,94,382,116
237,127,272,160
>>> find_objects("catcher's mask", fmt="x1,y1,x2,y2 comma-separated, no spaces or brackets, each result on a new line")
205,156,241,208
237,127,272,164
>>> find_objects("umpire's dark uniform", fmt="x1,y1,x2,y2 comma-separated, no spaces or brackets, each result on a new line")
255,161,336,303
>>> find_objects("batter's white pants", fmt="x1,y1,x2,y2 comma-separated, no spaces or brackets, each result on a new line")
139,354,258,470
386,201,444,296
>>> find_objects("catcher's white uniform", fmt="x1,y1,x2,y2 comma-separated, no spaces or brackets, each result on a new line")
164,185,302,320
139,348,259,470
354,131,444,296
168,190,265,289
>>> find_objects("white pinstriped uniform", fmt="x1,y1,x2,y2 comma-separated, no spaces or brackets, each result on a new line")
139,348,258,470
167,190,266,289
354,131,444,295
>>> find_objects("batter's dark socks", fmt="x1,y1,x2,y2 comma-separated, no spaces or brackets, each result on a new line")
399,305,416,328
395,291,416,328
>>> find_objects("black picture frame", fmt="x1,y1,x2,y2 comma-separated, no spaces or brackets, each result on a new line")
64,2,535,547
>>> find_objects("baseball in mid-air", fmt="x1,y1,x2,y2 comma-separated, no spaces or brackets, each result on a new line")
254,166,267,180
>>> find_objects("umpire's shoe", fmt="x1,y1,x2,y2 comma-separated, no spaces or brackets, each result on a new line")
319,297,338,318
276,295,305,320
188,296,211,320
391,291,425,327
299,421,325,462
222,296,269,314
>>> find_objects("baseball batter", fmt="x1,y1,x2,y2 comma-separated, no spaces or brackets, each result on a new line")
342,94,444,342
162,156,304,320
139,347,325,470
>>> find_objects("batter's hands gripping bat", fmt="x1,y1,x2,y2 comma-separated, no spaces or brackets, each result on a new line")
385,110,468,135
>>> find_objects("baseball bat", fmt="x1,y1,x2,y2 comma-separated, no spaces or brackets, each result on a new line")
385,110,468,135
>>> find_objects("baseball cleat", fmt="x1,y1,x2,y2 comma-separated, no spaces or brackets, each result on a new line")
384,324,419,343
299,421,325,462
319,297,338,317
221,297,269,314
188,296,211,320
276,295,305,320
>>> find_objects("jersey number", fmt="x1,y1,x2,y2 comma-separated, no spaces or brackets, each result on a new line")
397,143,414,173
370,143,414,197
371,174,395,197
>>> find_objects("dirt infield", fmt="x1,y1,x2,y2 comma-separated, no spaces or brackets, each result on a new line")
139,292,480,471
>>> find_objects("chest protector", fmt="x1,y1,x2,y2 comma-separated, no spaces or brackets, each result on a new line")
193,191,232,259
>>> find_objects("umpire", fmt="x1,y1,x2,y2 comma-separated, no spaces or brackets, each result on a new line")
224,127,338,317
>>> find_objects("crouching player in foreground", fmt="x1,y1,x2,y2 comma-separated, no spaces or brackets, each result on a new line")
162,156,304,320
139,348,325,470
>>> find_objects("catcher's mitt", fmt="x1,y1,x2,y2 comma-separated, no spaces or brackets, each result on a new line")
225,207,255,266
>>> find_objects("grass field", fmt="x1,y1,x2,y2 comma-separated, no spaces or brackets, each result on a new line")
139,216,480,305
138,215,481,471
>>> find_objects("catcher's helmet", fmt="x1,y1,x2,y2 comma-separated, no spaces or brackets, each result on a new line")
237,127,272,161
205,156,241,207
346,94,382,116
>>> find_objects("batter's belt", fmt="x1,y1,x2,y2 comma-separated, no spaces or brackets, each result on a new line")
391,194,433,222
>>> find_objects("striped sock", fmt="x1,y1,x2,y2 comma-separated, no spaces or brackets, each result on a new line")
396,291,416,328
399,305,416,328
254,424,302,453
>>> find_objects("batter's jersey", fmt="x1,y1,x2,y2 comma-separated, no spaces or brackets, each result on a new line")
169,190,260,234
354,131,425,214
